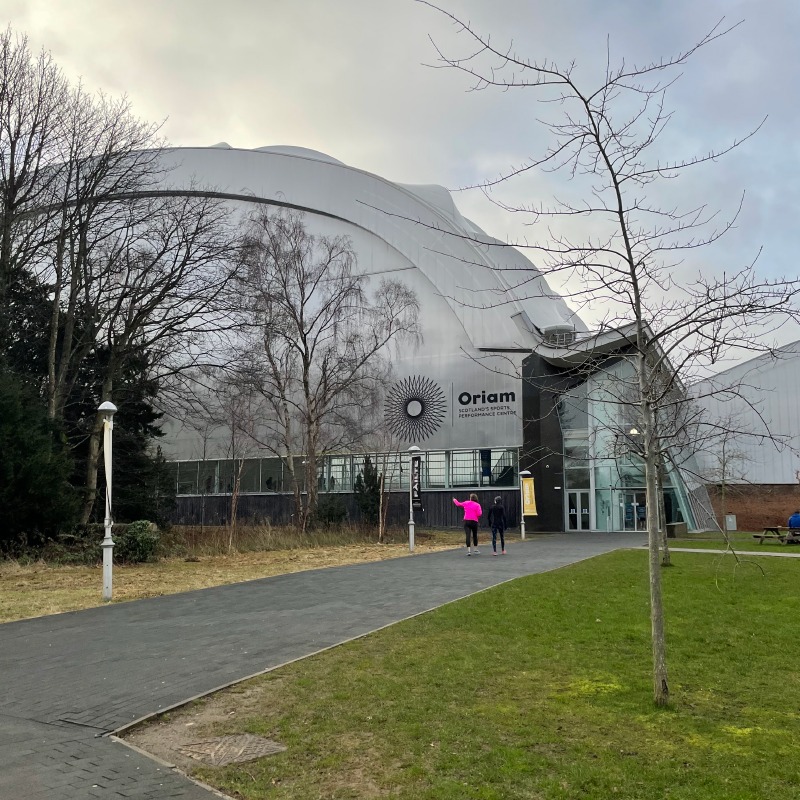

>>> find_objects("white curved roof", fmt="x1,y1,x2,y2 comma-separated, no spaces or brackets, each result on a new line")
253,145,347,166
158,144,583,350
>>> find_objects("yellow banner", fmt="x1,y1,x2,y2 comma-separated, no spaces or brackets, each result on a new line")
521,477,537,516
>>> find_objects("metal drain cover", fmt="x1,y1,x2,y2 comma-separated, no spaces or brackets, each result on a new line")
178,734,286,766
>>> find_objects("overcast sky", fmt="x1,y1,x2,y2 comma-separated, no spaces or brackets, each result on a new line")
3,0,799,345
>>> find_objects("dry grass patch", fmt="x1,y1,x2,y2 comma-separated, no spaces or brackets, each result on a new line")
0,535,460,624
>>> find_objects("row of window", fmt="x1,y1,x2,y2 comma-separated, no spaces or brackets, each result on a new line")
169,448,520,495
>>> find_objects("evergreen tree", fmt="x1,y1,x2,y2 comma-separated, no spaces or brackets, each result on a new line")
0,370,78,552
353,455,381,525
77,350,176,526
3,271,176,536
3,268,51,383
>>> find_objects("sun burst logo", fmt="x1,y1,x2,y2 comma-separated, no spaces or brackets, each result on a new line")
384,376,447,442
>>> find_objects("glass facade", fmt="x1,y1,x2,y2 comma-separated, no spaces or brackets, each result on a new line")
557,371,700,533
556,384,589,431
170,447,520,496
424,451,447,488
564,440,591,489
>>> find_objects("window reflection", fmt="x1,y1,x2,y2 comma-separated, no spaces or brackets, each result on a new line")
557,384,589,430
172,448,521,494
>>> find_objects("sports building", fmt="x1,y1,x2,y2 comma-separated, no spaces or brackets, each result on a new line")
158,144,715,532
692,342,800,530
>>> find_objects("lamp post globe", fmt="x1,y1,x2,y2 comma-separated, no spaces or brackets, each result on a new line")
99,401,117,601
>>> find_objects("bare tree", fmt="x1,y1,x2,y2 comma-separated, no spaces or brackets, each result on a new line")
185,415,220,535
0,27,68,339
235,209,421,531
76,193,235,523
0,26,238,522
376,446,404,544
354,424,406,543
711,431,747,539
420,4,800,705
43,86,166,421
213,378,261,549
0,26,244,533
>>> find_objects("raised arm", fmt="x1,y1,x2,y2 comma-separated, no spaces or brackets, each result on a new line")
453,498,465,507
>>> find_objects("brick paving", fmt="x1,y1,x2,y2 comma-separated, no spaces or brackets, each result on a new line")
0,533,644,798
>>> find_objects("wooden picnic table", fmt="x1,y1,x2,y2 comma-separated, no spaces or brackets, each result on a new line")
753,527,800,544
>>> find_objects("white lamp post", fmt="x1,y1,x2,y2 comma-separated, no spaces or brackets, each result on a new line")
99,401,117,601
519,469,531,540
408,445,420,552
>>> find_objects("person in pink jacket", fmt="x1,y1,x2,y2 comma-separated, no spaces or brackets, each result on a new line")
454,493,483,555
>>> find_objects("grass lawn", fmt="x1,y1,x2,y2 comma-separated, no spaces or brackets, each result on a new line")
126,549,800,800
671,531,799,553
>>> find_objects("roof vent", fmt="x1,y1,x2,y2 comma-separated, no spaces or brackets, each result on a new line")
543,324,576,346
511,310,537,334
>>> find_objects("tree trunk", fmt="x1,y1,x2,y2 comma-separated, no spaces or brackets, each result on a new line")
378,471,386,544
228,458,244,553
304,449,318,532
642,398,669,706
284,453,304,531
719,440,730,546
302,414,322,531
51,230,83,420
657,455,671,566
0,195,15,340
294,483,306,532
80,373,114,524
720,482,733,547
46,227,67,418
80,412,105,524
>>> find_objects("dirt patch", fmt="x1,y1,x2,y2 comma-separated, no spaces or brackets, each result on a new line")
124,682,282,773
123,678,396,797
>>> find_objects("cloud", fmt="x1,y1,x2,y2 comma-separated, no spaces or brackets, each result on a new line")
4,0,798,341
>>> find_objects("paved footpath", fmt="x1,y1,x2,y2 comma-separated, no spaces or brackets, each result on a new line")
0,533,646,799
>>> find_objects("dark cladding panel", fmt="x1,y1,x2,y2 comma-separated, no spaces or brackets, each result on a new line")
521,353,568,532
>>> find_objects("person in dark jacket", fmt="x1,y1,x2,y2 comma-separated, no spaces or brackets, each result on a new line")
487,496,507,555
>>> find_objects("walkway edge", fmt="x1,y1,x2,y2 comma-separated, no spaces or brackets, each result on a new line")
110,735,237,800
112,546,609,738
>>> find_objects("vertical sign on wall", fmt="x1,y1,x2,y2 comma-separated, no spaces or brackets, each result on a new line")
411,455,422,506
521,476,538,516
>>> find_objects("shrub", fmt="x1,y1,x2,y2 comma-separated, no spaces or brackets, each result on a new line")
46,524,104,564
313,495,347,527
153,524,188,560
114,520,160,563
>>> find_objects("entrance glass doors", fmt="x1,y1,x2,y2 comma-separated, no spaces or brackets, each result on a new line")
567,490,591,531
623,491,647,531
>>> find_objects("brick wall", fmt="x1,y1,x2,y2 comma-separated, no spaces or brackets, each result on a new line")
706,484,800,531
